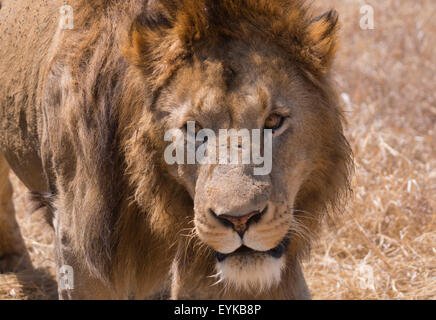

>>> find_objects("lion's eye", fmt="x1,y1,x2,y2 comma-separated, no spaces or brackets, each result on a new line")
264,114,284,131
182,121,202,135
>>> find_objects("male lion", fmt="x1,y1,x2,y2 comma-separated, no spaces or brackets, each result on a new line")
0,0,352,299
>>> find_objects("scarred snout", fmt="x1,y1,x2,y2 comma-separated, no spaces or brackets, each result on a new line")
203,165,271,230
204,165,271,216
194,164,279,253
193,163,293,291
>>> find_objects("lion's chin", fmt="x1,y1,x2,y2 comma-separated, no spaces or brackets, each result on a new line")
213,252,285,292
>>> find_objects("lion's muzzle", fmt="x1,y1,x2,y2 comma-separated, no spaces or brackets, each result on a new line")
211,206,266,237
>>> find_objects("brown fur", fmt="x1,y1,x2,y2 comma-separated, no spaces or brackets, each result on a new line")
0,0,352,299
0,155,32,272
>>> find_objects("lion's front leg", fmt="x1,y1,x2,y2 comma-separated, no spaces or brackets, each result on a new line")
0,154,32,273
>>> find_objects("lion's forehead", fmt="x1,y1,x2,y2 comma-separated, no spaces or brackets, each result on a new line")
166,55,304,128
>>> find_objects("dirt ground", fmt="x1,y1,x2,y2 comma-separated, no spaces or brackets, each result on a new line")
0,0,435,299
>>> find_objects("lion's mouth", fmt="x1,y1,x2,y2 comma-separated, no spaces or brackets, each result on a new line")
214,238,289,262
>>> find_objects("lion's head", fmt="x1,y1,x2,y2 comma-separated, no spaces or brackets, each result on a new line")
120,0,352,294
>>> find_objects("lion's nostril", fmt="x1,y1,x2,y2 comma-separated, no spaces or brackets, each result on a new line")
211,207,267,237
210,209,233,229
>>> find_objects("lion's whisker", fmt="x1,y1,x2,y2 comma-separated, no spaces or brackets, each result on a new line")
208,271,222,279
210,277,224,287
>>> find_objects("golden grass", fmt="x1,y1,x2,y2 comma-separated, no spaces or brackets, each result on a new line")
0,0,435,299
305,0,436,299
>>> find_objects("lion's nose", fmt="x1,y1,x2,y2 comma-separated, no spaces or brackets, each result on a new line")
212,207,266,237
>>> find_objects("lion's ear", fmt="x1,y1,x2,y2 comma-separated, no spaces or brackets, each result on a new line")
121,3,174,69
305,9,339,75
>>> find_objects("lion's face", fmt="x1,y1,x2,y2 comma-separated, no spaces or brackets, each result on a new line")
151,40,342,291
121,1,350,295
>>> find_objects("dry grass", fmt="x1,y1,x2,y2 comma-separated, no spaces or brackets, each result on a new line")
305,0,436,299
0,173,57,300
0,0,435,299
